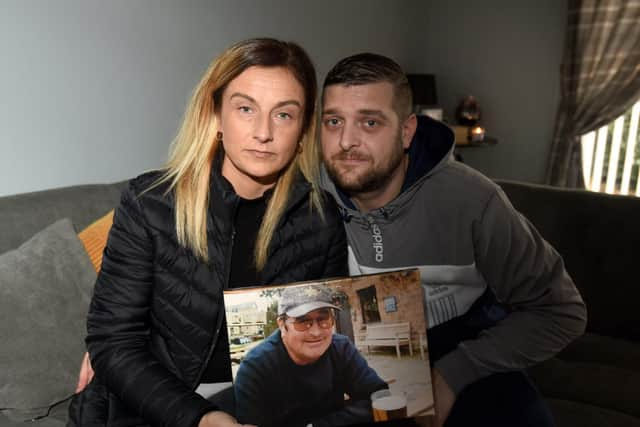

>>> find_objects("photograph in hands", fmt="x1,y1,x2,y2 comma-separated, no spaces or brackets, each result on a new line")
222,269,436,427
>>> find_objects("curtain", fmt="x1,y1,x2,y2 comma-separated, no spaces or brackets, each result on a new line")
545,0,640,187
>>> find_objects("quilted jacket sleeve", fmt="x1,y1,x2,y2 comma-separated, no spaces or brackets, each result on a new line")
86,181,217,427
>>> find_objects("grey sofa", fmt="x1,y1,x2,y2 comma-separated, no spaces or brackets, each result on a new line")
0,181,126,427
0,179,638,426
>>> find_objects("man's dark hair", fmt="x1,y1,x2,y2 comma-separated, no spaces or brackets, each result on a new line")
322,53,413,118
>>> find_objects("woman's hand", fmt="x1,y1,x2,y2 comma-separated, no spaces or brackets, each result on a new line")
198,411,256,427
75,352,95,393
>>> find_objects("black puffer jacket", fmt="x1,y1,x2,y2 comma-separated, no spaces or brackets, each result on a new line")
68,166,348,427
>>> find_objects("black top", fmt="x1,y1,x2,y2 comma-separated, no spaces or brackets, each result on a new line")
201,194,268,383
229,195,268,287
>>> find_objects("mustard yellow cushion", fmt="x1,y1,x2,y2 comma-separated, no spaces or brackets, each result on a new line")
77,210,114,272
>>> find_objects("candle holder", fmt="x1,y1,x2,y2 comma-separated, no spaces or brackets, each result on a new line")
470,126,485,142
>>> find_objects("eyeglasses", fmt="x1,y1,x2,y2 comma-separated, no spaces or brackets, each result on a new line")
286,313,335,332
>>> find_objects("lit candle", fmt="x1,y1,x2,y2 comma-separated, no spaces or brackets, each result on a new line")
470,126,485,142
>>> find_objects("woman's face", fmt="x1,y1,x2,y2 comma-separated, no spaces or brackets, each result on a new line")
217,66,305,198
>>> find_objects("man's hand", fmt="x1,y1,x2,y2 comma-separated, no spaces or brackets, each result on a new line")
432,368,455,427
198,411,256,427
75,352,95,393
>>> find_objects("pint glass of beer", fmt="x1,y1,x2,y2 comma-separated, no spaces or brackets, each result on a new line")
371,389,408,422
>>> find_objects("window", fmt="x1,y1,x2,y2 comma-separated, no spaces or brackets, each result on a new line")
357,286,381,324
581,101,640,196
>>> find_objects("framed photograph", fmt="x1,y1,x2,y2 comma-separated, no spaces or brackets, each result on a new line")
383,296,397,313
223,269,435,426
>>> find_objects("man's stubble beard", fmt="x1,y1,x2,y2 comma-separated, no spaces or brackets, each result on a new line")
324,134,405,195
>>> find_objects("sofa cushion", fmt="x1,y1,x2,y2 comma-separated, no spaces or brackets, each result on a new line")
557,332,640,373
548,398,640,427
77,210,114,272
0,218,96,413
529,350,640,419
0,401,68,427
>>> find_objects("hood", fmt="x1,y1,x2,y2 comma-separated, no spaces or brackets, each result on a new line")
402,115,455,191
324,115,455,212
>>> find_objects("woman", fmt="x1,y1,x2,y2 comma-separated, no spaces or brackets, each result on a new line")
68,38,347,427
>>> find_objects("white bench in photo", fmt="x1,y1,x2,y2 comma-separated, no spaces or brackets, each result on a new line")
356,322,413,359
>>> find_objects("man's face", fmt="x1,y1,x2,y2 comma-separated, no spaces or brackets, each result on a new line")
321,82,411,195
278,308,334,365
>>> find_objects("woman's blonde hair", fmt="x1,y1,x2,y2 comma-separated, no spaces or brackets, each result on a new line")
155,38,323,270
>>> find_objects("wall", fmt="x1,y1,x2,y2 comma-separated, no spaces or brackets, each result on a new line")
1,1,568,196
406,1,567,183
0,0,413,196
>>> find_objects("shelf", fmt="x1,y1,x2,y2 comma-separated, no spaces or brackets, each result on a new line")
455,136,498,148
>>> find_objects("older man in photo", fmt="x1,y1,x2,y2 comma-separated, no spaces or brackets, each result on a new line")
234,284,388,427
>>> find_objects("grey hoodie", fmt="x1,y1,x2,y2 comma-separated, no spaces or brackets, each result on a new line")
321,116,586,395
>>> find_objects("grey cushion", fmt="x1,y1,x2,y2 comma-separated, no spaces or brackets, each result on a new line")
0,219,96,413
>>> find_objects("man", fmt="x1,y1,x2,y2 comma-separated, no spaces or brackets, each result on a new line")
234,284,388,427
319,53,587,427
